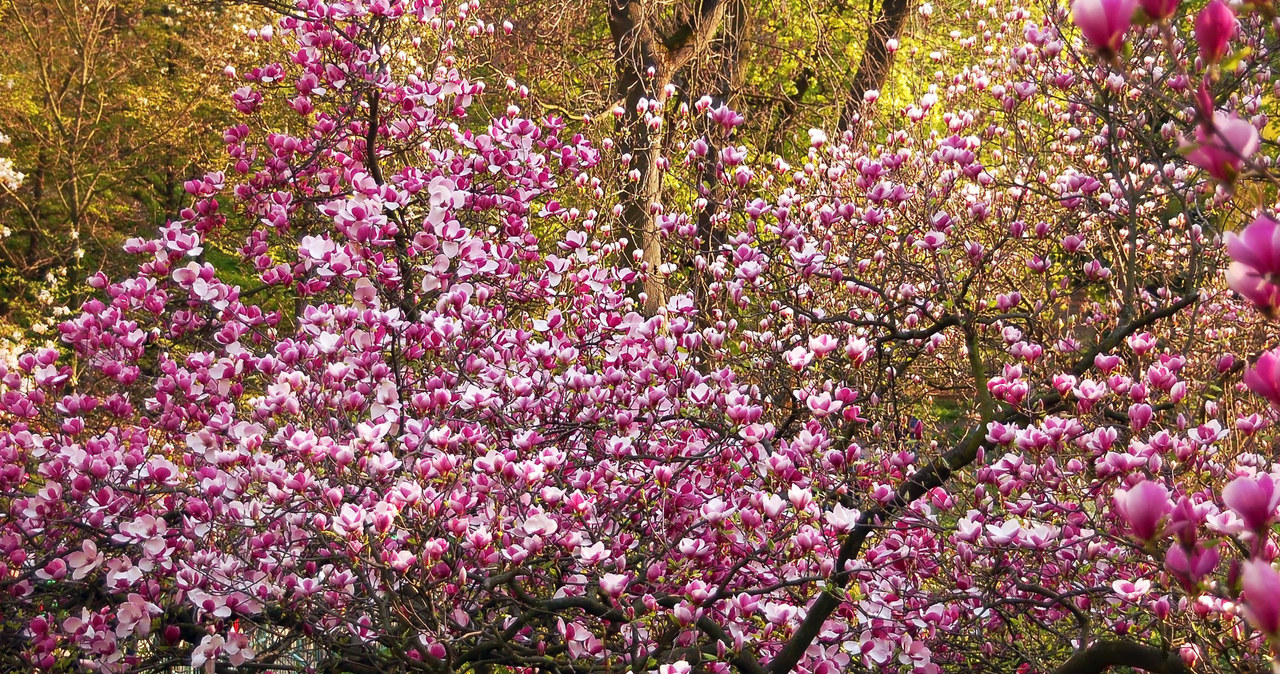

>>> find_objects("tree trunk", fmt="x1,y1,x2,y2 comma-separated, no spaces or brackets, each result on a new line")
608,0,728,313
764,67,812,155
694,0,748,256
1051,640,1192,674
838,0,912,132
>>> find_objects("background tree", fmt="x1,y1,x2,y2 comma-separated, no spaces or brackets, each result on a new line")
0,0,248,349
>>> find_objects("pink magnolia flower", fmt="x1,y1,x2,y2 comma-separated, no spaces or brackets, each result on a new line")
1180,644,1202,668
115,593,161,638
1244,349,1280,408
522,513,558,537
599,573,629,597
860,632,895,666
808,334,839,357
192,635,225,672
1226,215,1280,276
36,558,67,581
826,503,862,532
1194,0,1235,64
1128,403,1153,431
1114,480,1171,541
1222,473,1280,533
1094,353,1121,372
660,661,692,674
1165,543,1219,588
1227,263,1280,315
1071,0,1138,55
1241,560,1280,639
1111,578,1151,602
1186,113,1259,183
66,540,104,581
1138,0,1178,20
985,520,1022,545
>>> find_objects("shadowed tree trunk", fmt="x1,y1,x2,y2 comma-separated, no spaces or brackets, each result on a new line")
692,0,748,257
680,0,749,316
1050,640,1193,674
609,0,727,313
764,66,812,155
838,0,912,132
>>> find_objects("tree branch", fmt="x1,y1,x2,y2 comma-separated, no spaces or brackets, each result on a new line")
1051,640,1192,674
767,292,1200,674
664,0,729,69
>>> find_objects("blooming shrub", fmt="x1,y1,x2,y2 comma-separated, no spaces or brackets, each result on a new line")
3,0,1280,672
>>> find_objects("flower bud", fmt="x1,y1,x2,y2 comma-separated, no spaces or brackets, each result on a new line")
1195,0,1235,64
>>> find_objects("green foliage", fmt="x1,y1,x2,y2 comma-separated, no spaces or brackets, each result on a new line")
0,0,246,345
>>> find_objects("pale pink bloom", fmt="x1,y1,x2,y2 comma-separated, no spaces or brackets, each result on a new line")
825,504,861,532
1111,578,1151,602
1186,113,1258,182
599,573,629,597
67,540,103,581
1072,0,1138,55
115,593,161,638
1114,480,1171,541
1222,473,1280,533
521,513,558,537
1242,560,1280,638
191,635,225,672
985,520,1022,546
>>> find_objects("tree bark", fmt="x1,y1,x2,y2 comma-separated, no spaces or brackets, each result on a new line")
838,0,912,132
609,0,727,313
1051,640,1192,674
764,67,812,155
694,0,749,256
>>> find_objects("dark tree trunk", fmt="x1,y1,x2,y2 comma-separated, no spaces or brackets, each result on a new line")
608,0,727,313
693,0,748,257
764,67,812,155
1051,640,1192,674
838,0,912,132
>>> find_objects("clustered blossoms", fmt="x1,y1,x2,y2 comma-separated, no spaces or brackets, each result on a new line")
0,132,23,196
1227,202,1280,657
3,0,1280,672
1073,0,1280,665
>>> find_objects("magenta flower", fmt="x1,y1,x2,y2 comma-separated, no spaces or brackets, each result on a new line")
1071,0,1138,55
1222,473,1280,533
1244,349,1280,409
1194,0,1235,64
1227,263,1280,315
1114,480,1172,541
1138,0,1178,20
1165,543,1219,588
1226,216,1280,312
1226,215,1280,277
1185,113,1259,183
1241,560,1280,639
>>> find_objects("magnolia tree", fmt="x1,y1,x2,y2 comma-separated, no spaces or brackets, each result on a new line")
3,0,1280,672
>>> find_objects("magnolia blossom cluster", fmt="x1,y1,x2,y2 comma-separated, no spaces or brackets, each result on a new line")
2,0,1280,672
1070,0,1280,662
1223,210,1280,652
0,132,23,197
1074,0,1261,184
